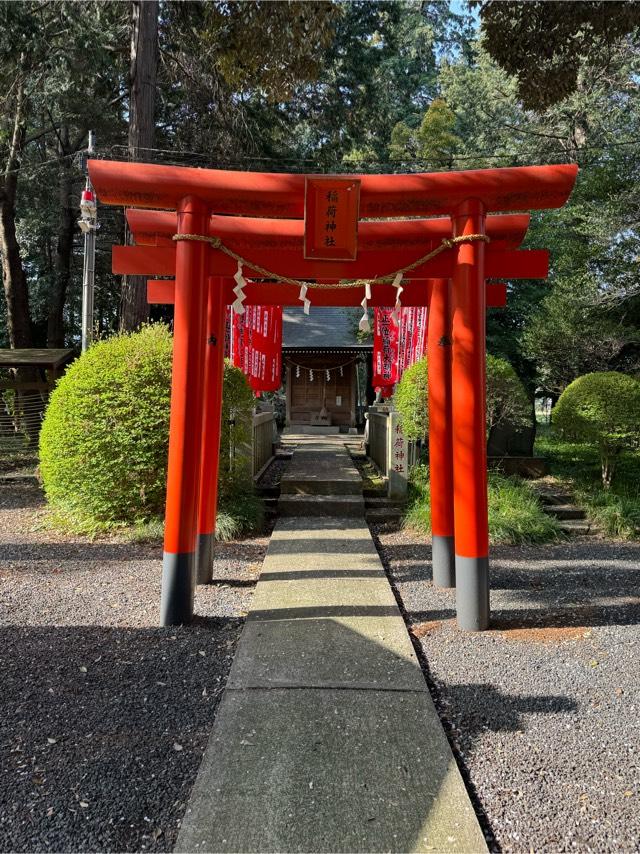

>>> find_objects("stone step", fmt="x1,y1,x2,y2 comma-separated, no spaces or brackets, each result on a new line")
278,494,365,517
365,506,404,522
0,473,38,484
365,497,406,508
256,484,280,498
558,519,595,535
538,491,574,506
177,515,487,853
544,504,586,520
280,477,363,496
363,487,388,499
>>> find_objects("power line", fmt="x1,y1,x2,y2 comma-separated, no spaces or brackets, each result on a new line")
102,140,640,172
2,149,83,178
7,132,640,183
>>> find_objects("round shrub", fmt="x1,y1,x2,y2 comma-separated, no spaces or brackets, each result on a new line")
486,354,531,435
394,354,530,444
394,356,428,441
40,325,173,530
553,371,640,488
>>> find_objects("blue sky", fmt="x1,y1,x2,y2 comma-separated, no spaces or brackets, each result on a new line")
449,0,480,27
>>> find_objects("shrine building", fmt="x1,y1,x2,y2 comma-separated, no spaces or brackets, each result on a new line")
282,307,372,431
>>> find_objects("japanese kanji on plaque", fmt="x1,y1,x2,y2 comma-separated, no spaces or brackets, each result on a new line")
304,177,360,260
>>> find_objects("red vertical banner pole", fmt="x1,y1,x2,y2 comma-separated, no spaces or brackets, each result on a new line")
160,196,209,625
428,278,455,588
451,200,490,630
196,276,227,584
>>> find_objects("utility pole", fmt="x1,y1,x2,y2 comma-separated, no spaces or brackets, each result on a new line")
79,131,98,352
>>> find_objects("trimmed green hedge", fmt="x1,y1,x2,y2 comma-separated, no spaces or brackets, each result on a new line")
486,354,530,434
219,359,255,497
40,326,261,537
40,325,173,531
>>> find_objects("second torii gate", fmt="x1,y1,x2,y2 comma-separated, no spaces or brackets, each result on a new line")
89,159,578,631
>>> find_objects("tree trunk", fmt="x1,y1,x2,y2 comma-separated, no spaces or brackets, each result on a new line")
120,0,159,333
0,80,32,349
601,447,617,490
47,128,75,348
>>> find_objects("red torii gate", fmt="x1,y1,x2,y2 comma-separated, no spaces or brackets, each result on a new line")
89,159,577,631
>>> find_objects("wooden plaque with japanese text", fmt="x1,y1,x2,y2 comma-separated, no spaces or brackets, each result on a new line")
304,177,360,261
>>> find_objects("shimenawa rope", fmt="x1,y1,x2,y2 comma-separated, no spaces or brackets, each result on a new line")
171,232,490,291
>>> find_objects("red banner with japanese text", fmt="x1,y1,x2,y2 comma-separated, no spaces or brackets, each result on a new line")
230,306,283,394
397,306,428,375
372,307,428,394
372,308,399,392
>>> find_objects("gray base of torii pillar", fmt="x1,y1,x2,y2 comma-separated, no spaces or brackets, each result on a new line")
160,552,195,625
455,556,490,631
197,532,215,585
432,535,456,588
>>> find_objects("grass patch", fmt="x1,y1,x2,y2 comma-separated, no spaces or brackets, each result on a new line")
487,472,561,544
118,517,165,543
403,464,560,545
404,464,432,533
536,428,640,539
215,490,264,542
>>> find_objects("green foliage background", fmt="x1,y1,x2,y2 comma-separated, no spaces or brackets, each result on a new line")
404,465,560,545
2,1,640,409
219,359,255,497
486,354,531,434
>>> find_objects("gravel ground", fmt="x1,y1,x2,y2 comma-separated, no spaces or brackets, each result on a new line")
3,472,639,853
0,482,266,853
372,522,640,853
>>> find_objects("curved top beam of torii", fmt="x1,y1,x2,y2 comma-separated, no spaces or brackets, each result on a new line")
88,159,578,217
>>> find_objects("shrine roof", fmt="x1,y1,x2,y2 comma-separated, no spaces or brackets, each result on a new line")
0,348,74,369
282,307,372,350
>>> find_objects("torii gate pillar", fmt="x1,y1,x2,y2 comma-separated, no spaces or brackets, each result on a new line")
197,278,226,584
451,199,490,631
428,278,456,589
160,196,209,625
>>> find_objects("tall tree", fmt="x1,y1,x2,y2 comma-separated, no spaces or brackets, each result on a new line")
0,2,127,348
1,73,32,348
388,98,462,168
477,1,640,110
120,0,159,332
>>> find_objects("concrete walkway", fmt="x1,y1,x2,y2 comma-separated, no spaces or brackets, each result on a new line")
279,439,365,517
177,442,486,853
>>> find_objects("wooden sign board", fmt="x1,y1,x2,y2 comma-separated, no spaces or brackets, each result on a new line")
304,177,360,261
